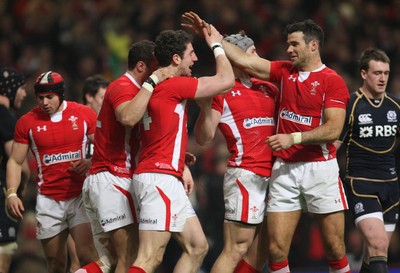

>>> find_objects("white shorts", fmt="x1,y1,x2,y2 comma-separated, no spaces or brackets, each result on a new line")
36,193,90,240
82,172,137,234
267,158,348,213
0,241,18,255
224,167,269,224
132,173,196,232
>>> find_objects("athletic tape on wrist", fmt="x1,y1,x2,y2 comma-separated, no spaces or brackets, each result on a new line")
6,193,18,199
291,132,302,145
211,42,222,50
142,82,154,93
213,47,225,58
210,42,225,57
6,188,16,194
149,74,160,85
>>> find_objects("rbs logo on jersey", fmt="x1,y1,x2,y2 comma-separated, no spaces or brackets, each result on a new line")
359,125,397,138
43,151,81,165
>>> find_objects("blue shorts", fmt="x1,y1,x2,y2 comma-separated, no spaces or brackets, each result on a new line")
344,177,399,225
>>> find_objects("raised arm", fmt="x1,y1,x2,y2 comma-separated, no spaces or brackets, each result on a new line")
221,39,271,80
115,68,172,127
6,141,30,219
194,24,235,98
182,11,271,81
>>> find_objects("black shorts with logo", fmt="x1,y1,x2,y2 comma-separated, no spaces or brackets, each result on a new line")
0,186,19,243
344,177,399,224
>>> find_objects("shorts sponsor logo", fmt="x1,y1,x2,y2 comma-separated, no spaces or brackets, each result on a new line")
43,151,81,165
139,217,157,225
172,214,178,227
243,117,275,129
8,227,16,237
101,214,126,227
250,206,259,219
280,108,312,126
225,207,236,214
354,202,364,215
36,221,42,236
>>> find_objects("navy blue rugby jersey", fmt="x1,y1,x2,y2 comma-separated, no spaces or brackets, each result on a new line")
339,89,400,180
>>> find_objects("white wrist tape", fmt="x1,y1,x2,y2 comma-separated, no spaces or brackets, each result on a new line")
143,74,161,93
7,193,18,199
291,132,302,144
211,42,225,58
211,42,222,49
213,47,225,58
142,82,154,93
149,74,160,85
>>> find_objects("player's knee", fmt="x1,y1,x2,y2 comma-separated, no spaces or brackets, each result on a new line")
268,240,288,261
76,249,97,266
221,245,249,264
47,257,67,273
368,236,389,254
324,241,346,260
233,241,252,259
193,237,209,259
183,237,208,261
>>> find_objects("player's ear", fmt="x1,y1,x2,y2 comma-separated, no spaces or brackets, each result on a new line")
173,54,181,64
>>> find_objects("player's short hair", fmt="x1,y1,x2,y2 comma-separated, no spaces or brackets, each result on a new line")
155,30,193,67
285,19,324,50
358,48,390,72
128,40,156,70
82,75,109,104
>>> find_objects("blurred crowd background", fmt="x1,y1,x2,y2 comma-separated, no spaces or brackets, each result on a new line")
1,0,400,272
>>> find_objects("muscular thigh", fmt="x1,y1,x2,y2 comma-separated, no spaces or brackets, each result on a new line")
314,211,346,258
173,216,207,251
267,210,301,249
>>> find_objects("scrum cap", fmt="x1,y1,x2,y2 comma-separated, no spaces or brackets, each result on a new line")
34,71,65,102
0,67,25,107
223,33,254,52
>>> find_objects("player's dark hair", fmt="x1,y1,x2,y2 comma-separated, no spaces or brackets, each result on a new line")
358,48,390,72
82,74,109,104
155,30,193,67
128,40,156,70
285,19,324,50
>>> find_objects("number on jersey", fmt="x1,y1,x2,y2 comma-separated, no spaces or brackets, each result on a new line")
142,110,152,130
